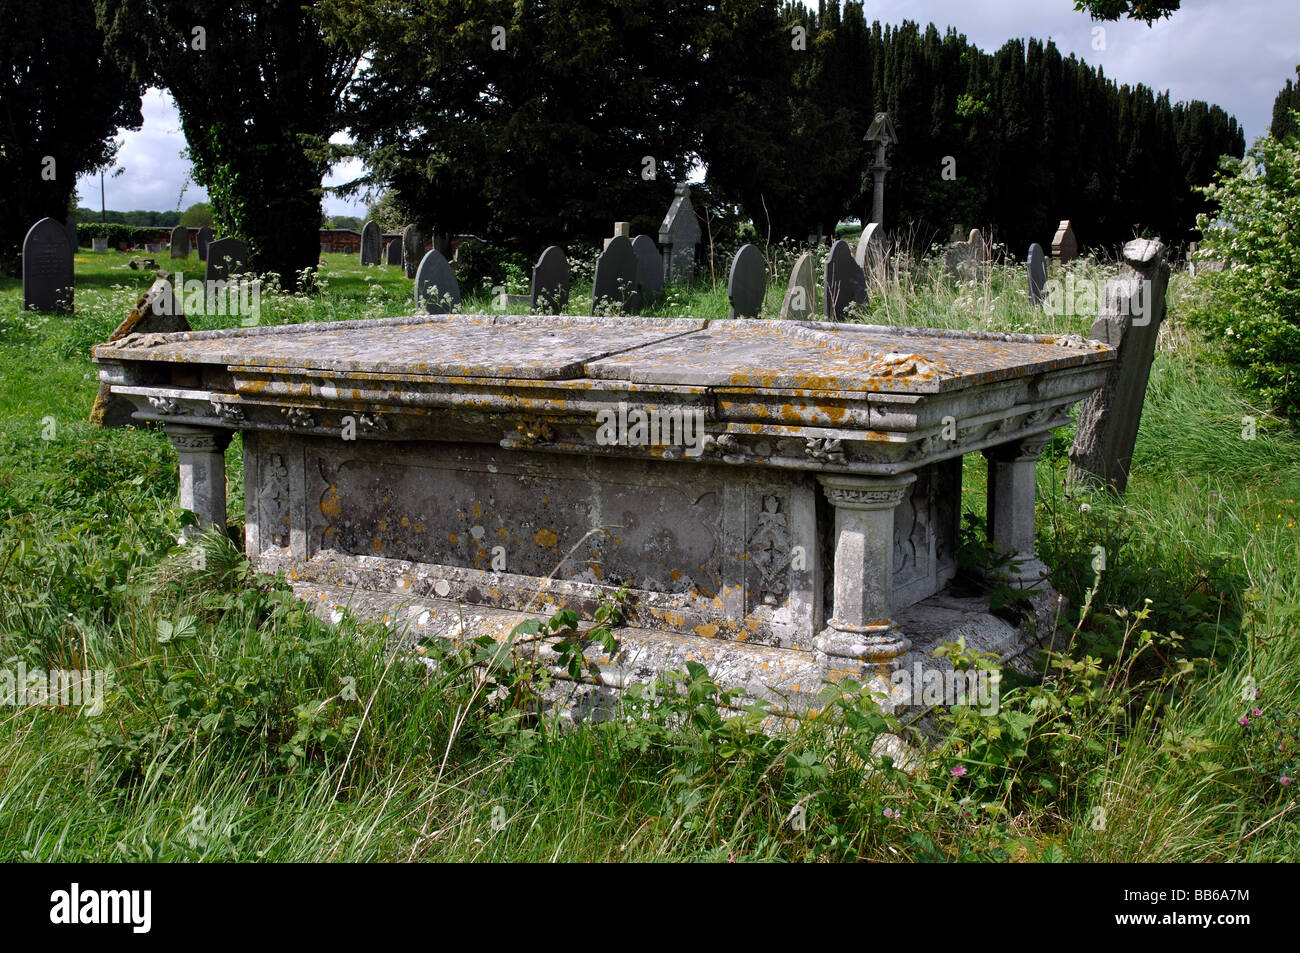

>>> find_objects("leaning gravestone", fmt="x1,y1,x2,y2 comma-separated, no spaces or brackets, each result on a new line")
385,240,402,265
196,226,213,262
1067,238,1170,494
360,220,381,265
631,234,663,306
727,243,766,319
592,235,639,314
1027,243,1047,306
205,237,248,284
169,225,191,259
823,239,865,319
1052,220,1078,265
414,249,460,314
659,183,701,285
90,275,191,428
779,252,817,320
402,225,422,279
856,222,885,287
22,217,73,312
530,245,570,314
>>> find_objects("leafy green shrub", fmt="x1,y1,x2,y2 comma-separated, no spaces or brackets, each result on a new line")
451,241,529,297
1193,131,1300,420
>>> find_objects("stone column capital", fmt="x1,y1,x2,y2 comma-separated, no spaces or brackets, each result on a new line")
164,424,232,454
817,472,916,510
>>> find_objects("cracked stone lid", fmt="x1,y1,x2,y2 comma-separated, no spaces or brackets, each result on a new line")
92,314,1110,392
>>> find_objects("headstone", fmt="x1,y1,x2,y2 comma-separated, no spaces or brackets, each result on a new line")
169,225,191,259
414,248,460,314
1067,238,1170,494
90,275,191,428
530,245,570,314
631,234,663,306
944,230,985,279
727,243,766,319
360,220,381,265
205,237,249,284
658,183,701,286
855,222,885,287
196,226,213,262
603,221,631,250
967,229,987,264
1026,243,1047,306
385,239,402,265
145,243,162,254
21,218,73,312
1052,220,1078,265
92,237,109,253
402,225,422,279
779,252,817,321
592,235,639,314
823,239,866,319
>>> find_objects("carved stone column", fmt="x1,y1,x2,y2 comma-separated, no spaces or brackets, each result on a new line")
815,472,916,678
982,434,1052,585
165,424,232,531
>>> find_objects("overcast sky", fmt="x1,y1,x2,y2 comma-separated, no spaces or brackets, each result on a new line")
75,0,1300,218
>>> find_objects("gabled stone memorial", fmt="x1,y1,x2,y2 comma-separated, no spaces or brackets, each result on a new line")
659,183,701,286
94,312,1114,714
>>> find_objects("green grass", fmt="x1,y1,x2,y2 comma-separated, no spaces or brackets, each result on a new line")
0,247,1296,861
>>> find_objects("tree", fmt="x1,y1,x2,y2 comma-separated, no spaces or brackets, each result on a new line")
322,0,711,252
96,0,358,288
0,0,142,272
1073,1,1180,24
179,202,213,227
1271,66,1300,144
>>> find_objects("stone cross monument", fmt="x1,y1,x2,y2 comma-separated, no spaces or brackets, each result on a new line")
863,112,898,227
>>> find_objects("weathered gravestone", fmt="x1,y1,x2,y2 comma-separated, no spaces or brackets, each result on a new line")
856,222,885,287
90,274,190,427
1067,238,1170,494
22,217,73,312
385,240,402,265
360,221,381,265
727,243,766,319
402,225,422,279
1052,220,1078,265
944,229,988,279
631,234,664,306
169,225,190,259
779,252,817,320
823,239,865,319
659,184,701,286
592,235,639,314
530,245,570,314
92,237,109,253
205,238,249,284
1027,243,1047,306
414,249,460,314
196,226,213,262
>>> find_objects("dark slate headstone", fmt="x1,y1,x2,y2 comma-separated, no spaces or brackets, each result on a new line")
779,252,816,320
592,235,639,314
414,249,460,314
385,239,402,265
631,234,664,306
822,239,865,319
22,217,73,312
169,225,191,259
360,220,381,265
530,245,570,314
727,243,766,319
196,226,213,262
1068,238,1170,494
205,237,249,284
90,275,191,428
1027,243,1047,306
402,225,422,279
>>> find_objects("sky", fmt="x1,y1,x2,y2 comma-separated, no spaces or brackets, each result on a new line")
74,0,1300,218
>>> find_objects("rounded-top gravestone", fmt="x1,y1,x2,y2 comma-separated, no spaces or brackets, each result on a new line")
631,234,664,306
196,226,214,262
823,239,865,319
592,235,638,314
1027,243,1047,306
360,220,381,265
531,246,570,314
779,252,817,321
22,217,74,312
414,249,460,314
385,239,402,265
169,225,191,259
205,237,249,284
727,243,766,319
